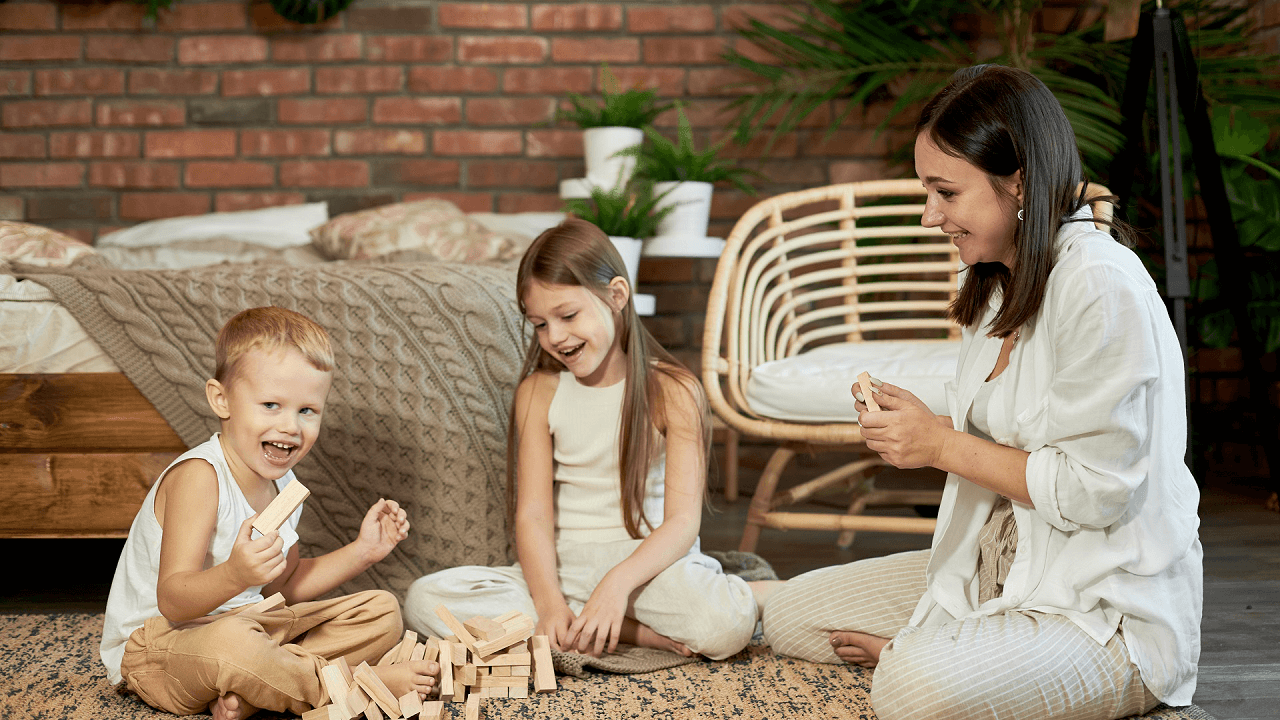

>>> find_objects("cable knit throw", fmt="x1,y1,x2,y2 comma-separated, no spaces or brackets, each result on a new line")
21,261,526,599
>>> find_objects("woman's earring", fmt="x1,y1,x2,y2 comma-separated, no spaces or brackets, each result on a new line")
1017,208,1024,221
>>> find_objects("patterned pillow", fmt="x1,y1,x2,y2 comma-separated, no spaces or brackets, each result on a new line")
309,199,528,263
0,221,97,268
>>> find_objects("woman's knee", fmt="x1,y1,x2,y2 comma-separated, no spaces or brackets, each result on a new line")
871,632,985,720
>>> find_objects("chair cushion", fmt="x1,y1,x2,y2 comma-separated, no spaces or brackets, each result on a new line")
745,340,960,423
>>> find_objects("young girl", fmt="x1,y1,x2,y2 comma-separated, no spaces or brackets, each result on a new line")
404,218,758,659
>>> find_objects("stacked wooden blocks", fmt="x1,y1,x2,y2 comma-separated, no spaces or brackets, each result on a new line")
300,607,557,720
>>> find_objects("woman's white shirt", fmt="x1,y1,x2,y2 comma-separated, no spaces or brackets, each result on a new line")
909,208,1203,705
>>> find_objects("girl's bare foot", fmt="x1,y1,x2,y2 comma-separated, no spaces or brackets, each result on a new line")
371,660,439,701
829,630,890,668
748,580,784,617
209,692,258,720
621,618,692,657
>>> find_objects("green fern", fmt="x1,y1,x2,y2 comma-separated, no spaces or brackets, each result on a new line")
562,181,675,239
619,106,760,195
557,66,675,129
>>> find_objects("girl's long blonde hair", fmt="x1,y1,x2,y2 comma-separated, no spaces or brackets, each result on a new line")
507,218,709,539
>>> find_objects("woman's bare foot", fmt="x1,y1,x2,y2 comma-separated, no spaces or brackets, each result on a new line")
621,618,692,656
829,630,890,668
370,660,439,701
748,580,784,617
209,692,258,720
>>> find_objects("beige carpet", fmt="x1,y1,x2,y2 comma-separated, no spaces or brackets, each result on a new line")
1,612,1216,720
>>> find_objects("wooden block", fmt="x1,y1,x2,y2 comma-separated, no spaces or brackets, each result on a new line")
251,479,310,536
346,685,371,719
433,605,481,656
499,613,533,631
363,700,383,720
490,665,510,677
474,621,535,658
474,675,527,689
437,641,454,702
420,701,443,720
392,631,418,664
511,664,530,677
531,635,556,694
451,643,467,666
331,656,355,686
243,592,286,615
856,371,881,412
509,683,529,699
398,690,422,719
507,641,527,654
303,705,346,720
410,642,426,663
464,693,479,720
491,610,523,625
353,662,401,718
376,642,400,667
452,684,466,703
422,637,440,664
460,663,477,686
463,616,506,641
320,665,350,709
472,651,530,667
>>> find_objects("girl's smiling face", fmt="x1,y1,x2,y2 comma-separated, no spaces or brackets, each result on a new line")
523,277,629,387
915,132,1022,270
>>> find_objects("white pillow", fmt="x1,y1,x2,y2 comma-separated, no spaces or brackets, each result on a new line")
746,340,961,423
97,202,329,249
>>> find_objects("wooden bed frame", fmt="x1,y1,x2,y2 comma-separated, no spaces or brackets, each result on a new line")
0,372,185,538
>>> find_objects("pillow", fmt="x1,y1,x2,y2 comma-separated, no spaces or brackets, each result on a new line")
0,221,98,268
310,199,529,262
96,202,328,249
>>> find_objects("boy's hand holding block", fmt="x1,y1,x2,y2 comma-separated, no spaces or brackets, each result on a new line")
251,479,310,536
855,371,881,412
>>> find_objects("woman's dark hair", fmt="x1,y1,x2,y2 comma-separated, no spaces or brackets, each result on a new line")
918,64,1114,336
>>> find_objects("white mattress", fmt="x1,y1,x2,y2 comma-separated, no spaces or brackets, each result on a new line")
1,209,566,374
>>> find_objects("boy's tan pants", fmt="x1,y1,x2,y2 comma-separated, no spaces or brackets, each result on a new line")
120,590,402,716
762,550,1160,720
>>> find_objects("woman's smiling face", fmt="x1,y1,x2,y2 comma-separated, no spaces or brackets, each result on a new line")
915,132,1022,270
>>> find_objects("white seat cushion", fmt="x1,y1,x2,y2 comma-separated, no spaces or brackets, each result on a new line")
745,340,960,423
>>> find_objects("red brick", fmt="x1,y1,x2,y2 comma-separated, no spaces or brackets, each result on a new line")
145,129,237,158
552,37,639,63
530,4,622,31
178,36,268,64
0,36,81,61
315,66,403,94
526,129,584,158
334,129,426,155
721,4,797,32
433,130,522,156
85,36,173,63
374,159,461,185
497,192,561,212
271,34,363,62
711,129,797,160
0,133,46,159
642,37,726,64
468,159,557,188
732,36,779,64
248,1,342,31
222,68,311,97
279,159,369,187
50,131,141,158
753,159,825,185
278,98,367,125
688,67,764,96
458,36,548,64
503,67,593,94
407,66,498,94
215,191,307,212
240,129,331,157
403,191,492,212
128,69,218,95
372,97,461,125
3,99,92,128
800,128,894,157
120,192,211,220
607,67,685,96
88,161,181,188
1,194,27,219
35,69,125,96
439,3,527,29
185,161,275,187
710,190,755,220
0,71,31,95
344,5,433,31
366,36,453,62
61,2,146,30
96,100,185,127
466,98,555,126
655,99,730,128
829,159,897,185
628,5,715,32
0,3,57,30
0,162,84,188
155,2,247,31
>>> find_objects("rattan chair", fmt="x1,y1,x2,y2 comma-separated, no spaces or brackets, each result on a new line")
704,179,1116,553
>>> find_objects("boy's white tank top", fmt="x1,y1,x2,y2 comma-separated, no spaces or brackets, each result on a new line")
99,433,302,684
548,372,665,544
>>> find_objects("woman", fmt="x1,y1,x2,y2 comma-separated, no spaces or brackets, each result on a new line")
760,65,1202,720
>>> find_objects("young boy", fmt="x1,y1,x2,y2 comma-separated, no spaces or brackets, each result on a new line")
101,307,437,720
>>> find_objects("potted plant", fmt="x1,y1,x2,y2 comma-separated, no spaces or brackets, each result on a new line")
621,105,759,254
558,67,674,191
562,180,675,291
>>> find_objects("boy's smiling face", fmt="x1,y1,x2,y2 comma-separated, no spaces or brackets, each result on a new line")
206,345,332,487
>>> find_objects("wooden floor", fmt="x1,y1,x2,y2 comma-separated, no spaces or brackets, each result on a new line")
3,465,1277,720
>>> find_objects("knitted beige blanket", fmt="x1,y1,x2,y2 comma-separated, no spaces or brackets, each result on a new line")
23,261,526,599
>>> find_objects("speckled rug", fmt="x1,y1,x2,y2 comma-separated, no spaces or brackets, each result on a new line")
1,612,1216,720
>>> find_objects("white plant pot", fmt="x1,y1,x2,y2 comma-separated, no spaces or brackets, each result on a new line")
583,127,643,190
653,180,714,239
607,235,644,290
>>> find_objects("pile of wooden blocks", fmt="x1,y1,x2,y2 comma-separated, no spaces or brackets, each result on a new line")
300,606,556,720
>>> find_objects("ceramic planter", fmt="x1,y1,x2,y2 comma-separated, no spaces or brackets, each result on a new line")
583,127,644,190
607,235,644,289
653,180,713,238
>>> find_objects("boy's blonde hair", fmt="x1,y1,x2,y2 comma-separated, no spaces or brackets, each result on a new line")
214,307,334,384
